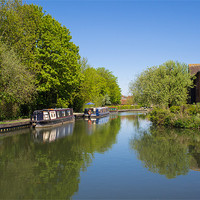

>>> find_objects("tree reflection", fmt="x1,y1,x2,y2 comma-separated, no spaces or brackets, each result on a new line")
131,126,200,179
0,116,121,199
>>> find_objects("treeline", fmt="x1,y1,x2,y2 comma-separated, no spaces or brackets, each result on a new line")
0,0,121,120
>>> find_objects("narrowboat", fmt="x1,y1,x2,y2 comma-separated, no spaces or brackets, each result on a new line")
84,107,109,119
31,108,74,128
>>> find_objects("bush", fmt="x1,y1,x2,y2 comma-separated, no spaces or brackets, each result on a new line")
150,105,200,129
150,107,171,126
170,106,180,114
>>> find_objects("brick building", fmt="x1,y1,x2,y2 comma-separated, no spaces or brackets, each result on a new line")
189,64,200,104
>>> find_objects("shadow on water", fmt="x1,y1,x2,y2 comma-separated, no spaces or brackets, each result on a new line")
130,123,200,179
0,115,121,199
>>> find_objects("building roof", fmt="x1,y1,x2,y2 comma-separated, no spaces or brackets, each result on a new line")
189,64,200,75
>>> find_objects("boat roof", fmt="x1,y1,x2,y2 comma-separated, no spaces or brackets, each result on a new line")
33,108,72,113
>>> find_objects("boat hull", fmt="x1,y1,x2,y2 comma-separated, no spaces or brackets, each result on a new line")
32,116,74,128
84,112,109,119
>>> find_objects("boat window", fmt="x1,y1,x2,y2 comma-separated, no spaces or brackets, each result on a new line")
57,111,60,118
67,110,70,116
43,111,49,120
50,111,56,119
62,110,65,117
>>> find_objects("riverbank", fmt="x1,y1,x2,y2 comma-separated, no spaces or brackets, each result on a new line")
0,119,31,132
149,105,200,129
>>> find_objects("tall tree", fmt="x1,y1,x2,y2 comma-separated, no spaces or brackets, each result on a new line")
79,66,106,106
78,58,121,107
0,1,43,69
97,67,121,105
0,1,83,110
129,61,194,108
35,14,83,108
0,41,35,119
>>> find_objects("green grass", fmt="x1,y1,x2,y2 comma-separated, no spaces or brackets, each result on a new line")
0,119,30,124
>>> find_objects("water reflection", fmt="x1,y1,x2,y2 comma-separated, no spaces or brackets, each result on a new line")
131,126,200,179
85,115,110,125
0,115,121,199
32,122,75,143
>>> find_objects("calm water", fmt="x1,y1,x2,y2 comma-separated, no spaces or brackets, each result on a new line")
0,112,200,199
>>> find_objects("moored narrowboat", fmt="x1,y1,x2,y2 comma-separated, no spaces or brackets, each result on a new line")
84,107,109,119
31,108,74,128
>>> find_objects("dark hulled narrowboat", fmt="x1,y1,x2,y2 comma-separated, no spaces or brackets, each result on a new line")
84,107,109,119
31,108,74,128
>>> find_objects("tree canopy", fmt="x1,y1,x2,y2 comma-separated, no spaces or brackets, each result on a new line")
129,61,194,108
78,58,121,107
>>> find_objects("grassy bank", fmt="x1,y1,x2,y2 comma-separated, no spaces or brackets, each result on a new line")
149,104,200,129
0,118,30,124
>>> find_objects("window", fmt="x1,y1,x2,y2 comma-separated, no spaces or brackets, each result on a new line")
62,111,65,117
43,111,49,120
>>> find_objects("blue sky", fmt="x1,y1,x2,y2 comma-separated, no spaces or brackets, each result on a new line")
26,0,200,95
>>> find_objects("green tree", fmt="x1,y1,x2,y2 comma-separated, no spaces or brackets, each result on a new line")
77,58,121,108
79,66,107,106
0,41,36,119
34,14,83,108
97,67,121,105
129,61,194,108
0,1,83,110
0,1,43,69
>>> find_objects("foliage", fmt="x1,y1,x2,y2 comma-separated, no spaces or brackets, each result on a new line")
149,105,200,129
96,67,121,105
102,94,111,106
34,13,83,109
78,58,121,108
129,61,194,108
0,41,36,120
0,0,83,112
0,1,43,69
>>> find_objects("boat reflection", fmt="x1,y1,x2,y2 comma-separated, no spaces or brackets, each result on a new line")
33,122,74,143
109,112,119,120
86,115,110,125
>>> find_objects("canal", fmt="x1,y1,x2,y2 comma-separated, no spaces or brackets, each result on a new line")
0,112,200,199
